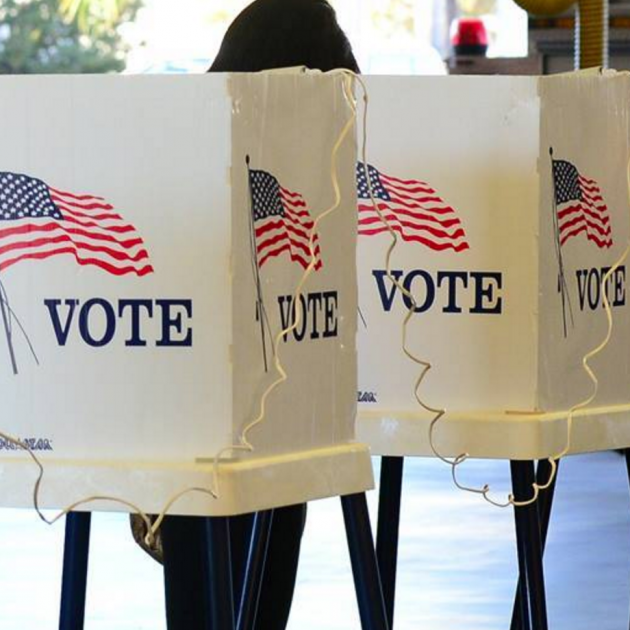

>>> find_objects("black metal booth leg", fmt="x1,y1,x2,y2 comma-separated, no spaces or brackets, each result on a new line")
342,492,390,630
511,481,531,630
510,461,549,630
59,511,92,630
623,449,630,630
376,456,404,630
511,459,559,630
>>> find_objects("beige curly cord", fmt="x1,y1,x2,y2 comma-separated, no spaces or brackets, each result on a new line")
0,70,361,548
552,157,630,459
360,89,630,508
497,155,630,507
438,155,630,509
146,71,360,542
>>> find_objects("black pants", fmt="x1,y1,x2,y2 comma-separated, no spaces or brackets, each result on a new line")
230,503,307,630
161,503,306,630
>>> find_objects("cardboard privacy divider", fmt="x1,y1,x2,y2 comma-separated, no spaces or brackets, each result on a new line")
0,72,372,515
357,72,630,459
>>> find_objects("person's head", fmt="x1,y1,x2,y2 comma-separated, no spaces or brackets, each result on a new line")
209,0,359,73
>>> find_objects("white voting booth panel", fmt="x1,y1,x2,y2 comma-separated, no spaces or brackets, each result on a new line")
0,73,372,515
357,72,630,459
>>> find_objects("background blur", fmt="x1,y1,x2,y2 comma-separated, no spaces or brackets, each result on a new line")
0,0,528,75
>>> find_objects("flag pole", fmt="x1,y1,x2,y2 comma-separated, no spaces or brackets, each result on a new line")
358,305,368,329
550,147,573,338
246,156,269,373
0,279,18,375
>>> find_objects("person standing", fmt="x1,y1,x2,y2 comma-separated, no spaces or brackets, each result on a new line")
131,3,360,630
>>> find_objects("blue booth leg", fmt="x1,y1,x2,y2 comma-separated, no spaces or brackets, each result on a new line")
342,492,390,630
510,461,549,630
59,512,92,630
511,459,559,630
376,456,404,630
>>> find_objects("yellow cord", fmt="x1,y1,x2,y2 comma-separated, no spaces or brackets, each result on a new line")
0,70,361,546
147,71,359,542
361,101,630,509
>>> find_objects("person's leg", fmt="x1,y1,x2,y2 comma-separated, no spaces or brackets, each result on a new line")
161,516,211,630
229,511,256,607
239,504,306,630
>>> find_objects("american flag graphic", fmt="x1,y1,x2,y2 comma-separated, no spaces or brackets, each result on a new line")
0,172,153,276
552,159,612,249
357,163,469,252
249,168,321,270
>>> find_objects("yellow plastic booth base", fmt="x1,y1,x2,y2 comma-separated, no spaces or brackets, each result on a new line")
359,404,630,460
0,443,373,517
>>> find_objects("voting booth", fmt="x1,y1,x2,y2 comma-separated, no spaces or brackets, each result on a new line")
0,72,373,516
357,72,630,459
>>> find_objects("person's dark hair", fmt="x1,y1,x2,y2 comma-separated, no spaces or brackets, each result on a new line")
209,0,360,73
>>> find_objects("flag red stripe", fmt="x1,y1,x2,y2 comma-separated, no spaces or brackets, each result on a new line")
281,197,311,220
558,165,613,249
0,221,145,250
384,190,457,215
578,176,607,205
580,186,605,200
280,191,307,209
579,182,601,194
283,204,313,223
358,202,463,229
284,206,315,230
357,212,466,240
560,224,588,245
389,190,455,211
258,239,308,269
257,230,321,262
380,173,434,193
382,175,454,206
559,213,612,238
358,223,470,252
585,233,613,247
358,166,469,250
279,186,305,201
578,175,601,190
61,213,137,234
284,208,317,232
258,241,321,270
255,182,322,271
49,188,106,202
0,246,154,276
0,233,150,263
560,223,612,248
254,218,319,246
56,202,125,222
558,204,610,227
581,194,606,208
50,194,114,212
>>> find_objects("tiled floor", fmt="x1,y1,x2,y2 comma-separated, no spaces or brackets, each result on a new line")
0,451,628,629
